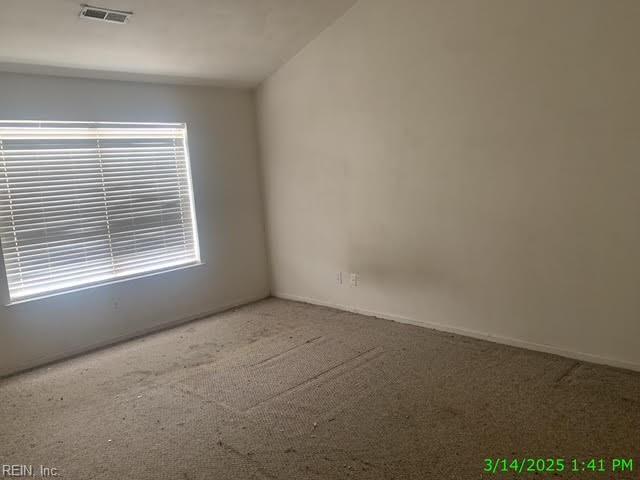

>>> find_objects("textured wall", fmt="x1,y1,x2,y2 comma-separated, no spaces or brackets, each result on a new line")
258,0,640,369
0,72,269,375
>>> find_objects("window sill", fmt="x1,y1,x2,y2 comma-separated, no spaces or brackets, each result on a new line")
5,261,204,307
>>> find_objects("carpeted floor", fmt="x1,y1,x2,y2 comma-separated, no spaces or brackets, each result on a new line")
1,298,639,479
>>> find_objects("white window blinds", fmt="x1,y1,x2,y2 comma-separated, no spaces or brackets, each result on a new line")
0,121,200,302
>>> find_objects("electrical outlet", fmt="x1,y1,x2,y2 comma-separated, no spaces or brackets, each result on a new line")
350,273,359,287
336,272,343,285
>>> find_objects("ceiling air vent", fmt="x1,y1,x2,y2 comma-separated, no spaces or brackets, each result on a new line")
79,5,133,24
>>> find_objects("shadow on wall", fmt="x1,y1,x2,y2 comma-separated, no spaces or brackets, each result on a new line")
345,232,460,302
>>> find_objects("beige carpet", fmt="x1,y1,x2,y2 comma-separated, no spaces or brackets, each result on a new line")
1,298,639,479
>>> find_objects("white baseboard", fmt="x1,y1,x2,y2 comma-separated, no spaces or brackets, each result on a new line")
1,293,269,378
275,292,640,373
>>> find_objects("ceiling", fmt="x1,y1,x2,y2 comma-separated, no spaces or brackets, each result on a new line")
0,0,356,87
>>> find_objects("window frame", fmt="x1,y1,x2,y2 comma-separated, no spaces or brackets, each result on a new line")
0,120,202,305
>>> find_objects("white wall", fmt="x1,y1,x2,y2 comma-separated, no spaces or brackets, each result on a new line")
0,72,269,376
258,0,640,370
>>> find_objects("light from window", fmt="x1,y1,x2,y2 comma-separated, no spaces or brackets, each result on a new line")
0,121,200,302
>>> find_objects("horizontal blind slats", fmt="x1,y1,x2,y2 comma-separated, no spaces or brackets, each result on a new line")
12,258,197,296
0,185,192,202
3,249,196,282
3,166,187,179
5,238,195,274
0,200,192,220
7,245,196,286
0,206,191,227
0,121,199,301
0,214,192,235
1,222,195,254
0,194,191,213
2,234,195,269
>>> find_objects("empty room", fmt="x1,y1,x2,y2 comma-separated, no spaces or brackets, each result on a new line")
1,0,639,479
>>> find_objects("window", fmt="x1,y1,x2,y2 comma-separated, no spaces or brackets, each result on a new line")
0,121,200,303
